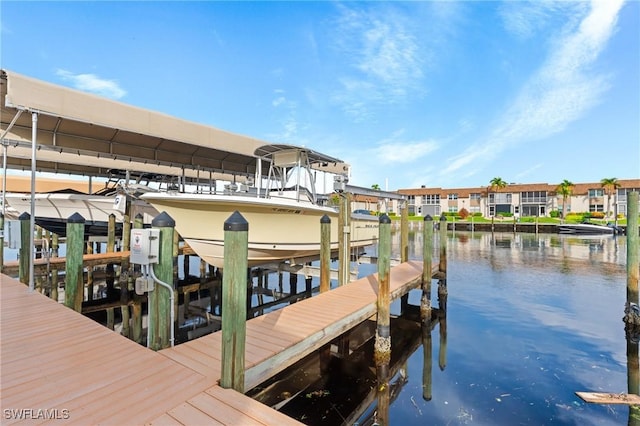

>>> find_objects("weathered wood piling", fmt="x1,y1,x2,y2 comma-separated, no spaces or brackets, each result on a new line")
421,215,433,319
320,214,331,293
148,212,176,350
625,191,639,328
400,202,409,263
438,214,447,277
18,213,29,285
132,214,144,343
220,211,249,392
64,213,85,312
375,214,391,365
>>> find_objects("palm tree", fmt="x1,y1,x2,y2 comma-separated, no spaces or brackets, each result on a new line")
488,177,508,216
600,177,620,219
489,177,508,192
556,180,574,223
371,184,381,190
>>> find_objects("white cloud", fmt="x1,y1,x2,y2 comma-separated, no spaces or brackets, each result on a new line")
515,163,543,180
56,69,126,99
271,68,284,79
267,90,301,143
373,139,439,164
440,0,623,180
331,4,427,121
499,1,585,40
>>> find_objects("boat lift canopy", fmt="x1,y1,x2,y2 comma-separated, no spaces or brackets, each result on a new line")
0,69,270,182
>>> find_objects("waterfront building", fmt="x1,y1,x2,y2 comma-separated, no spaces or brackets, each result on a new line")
378,179,640,219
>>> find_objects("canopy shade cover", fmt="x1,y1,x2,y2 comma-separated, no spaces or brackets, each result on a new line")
0,69,271,183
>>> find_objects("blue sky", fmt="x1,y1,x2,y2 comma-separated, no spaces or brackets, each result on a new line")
1,1,638,190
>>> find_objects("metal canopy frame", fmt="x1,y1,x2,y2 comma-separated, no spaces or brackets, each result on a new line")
0,69,276,291
0,70,270,182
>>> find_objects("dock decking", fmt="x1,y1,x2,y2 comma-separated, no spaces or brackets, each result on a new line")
1,260,426,425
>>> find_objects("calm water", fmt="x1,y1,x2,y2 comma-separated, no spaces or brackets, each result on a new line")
5,230,636,425
252,231,636,426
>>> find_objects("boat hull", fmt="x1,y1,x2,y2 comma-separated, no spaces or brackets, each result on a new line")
141,193,379,268
4,192,158,237
558,223,614,235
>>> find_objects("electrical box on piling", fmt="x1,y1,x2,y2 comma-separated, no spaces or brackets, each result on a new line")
130,228,159,265
6,220,21,250
130,228,160,295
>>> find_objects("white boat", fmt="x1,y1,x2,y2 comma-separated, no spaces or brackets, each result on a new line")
558,222,615,235
3,176,159,237
141,145,380,268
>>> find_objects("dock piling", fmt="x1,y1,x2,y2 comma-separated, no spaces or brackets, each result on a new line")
106,214,117,330
148,212,176,350
132,214,144,344
421,215,433,320
220,211,249,392
320,214,331,293
400,201,408,263
18,212,30,285
64,213,85,312
338,193,351,286
624,191,639,329
51,232,59,302
374,214,391,366
120,213,131,338
439,214,447,278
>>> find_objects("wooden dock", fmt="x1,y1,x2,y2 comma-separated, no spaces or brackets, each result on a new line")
1,260,427,425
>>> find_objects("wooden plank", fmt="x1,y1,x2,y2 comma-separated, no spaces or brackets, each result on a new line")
160,344,221,380
1,257,425,425
2,349,148,411
0,275,208,426
1,336,133,388
146,413,184,426
188,392,262,426
59,360,205,425
206,386,304,425
167,402,225,426
245,302,375,390
244,327,289,352
2,251,131,269
576,392,640,405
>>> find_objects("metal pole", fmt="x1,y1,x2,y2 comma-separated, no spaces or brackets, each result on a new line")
29,112,38,291
1,108,24,216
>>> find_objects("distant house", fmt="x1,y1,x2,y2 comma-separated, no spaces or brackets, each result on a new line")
375,179,640,218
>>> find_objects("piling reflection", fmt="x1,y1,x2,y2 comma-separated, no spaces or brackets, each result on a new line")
245,304,442,425
375,360,390,426
422,313,432,402
628,328,640,426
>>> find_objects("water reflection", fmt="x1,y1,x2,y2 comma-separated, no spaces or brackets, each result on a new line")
250,231,635,425
628,335,640,425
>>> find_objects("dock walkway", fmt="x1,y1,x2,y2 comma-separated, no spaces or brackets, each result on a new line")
1,260,426,425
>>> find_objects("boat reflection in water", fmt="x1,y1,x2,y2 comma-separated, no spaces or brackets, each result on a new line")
245,231,636,425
